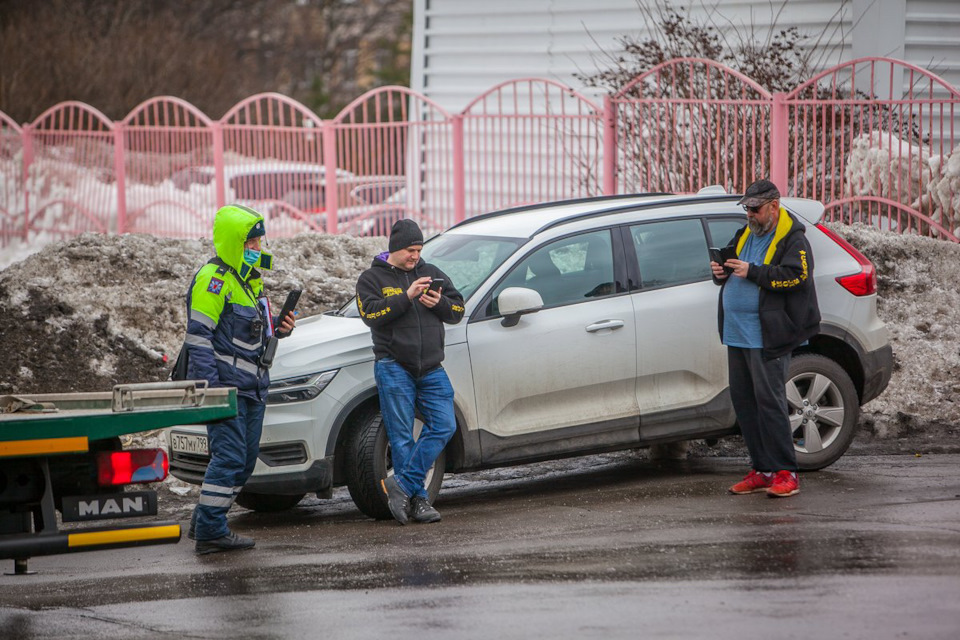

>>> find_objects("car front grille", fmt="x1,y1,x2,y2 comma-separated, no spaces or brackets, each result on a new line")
169,451,209,484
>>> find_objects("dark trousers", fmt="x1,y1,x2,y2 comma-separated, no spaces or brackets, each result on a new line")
727,346,798,472
195,395,265,540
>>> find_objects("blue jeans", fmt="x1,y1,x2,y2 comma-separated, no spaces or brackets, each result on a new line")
374,358,456,500
195,395,265,540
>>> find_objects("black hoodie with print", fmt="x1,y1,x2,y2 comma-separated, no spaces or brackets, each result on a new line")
356,252,465,377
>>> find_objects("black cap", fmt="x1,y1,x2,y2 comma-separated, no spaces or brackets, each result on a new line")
738,179,781,207
388,219,424,252
247,219,266,240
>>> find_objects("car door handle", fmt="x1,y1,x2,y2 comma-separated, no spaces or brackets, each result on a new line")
585,320,625,333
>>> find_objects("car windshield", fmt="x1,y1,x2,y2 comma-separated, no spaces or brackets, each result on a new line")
334,233,524,317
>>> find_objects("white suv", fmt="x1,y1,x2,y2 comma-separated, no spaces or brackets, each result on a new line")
168,190,893,517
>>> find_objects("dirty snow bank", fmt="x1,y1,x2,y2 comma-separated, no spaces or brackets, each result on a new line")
0,232,384,394
828,223,960,452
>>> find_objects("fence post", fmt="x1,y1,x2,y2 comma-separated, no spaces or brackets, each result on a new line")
602,95,617,195
212,123,225,209
770,92,789,194
113,124,127,234
21,126,33,241
322,121,338,234
452,114,465,223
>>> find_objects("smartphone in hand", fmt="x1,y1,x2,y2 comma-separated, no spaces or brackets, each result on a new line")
709,247,736,274
426,278,444,293
275,289,302,338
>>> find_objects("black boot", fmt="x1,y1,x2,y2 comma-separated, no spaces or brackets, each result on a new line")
195,531,255,555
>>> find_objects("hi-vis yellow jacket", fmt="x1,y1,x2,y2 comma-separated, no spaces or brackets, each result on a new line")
186,205,275,400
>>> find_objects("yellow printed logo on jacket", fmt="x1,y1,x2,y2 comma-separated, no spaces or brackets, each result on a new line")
358,296,392,320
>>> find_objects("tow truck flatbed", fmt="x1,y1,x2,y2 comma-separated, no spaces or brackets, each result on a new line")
0,381,236,573
0,383,236,444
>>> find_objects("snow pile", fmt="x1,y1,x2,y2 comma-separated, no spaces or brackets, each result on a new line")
0,232,384,394
844,132,960,233
829,223,960,450
927,145,960,227
0,225,957,452
844,131,929,210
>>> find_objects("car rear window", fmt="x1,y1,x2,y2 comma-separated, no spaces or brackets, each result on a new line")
630,218,712,288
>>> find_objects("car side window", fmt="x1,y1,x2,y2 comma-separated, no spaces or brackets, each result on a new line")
630,219,711,288
706,217,745,249
487,229,616,314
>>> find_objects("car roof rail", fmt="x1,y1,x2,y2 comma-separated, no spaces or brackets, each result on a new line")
532,194,742,237
447,192,675,232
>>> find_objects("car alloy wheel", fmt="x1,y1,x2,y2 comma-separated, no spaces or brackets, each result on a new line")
787,353,859,470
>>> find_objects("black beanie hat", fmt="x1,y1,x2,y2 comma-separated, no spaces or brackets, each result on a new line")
388,219,424,252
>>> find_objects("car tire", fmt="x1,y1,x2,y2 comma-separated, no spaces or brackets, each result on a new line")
344,407,445,520
235,491,305,512
788,353,859,471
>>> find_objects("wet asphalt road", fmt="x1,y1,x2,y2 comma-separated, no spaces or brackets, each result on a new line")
2,453,959,639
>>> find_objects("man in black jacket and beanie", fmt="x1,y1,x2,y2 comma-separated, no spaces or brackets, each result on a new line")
356,219,465,524
711,179,821,498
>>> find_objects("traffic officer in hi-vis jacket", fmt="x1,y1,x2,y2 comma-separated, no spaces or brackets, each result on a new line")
185,204,295,554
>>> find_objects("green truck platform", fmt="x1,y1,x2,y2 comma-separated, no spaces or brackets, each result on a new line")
0,381,236,574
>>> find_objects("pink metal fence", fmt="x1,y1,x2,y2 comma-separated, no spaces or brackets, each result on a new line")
1,56,959,249
607,58,774,196
0,111,23,245
120,96,215,238
24,102,116,239
462,79,603,217
785,57,960,241
331,87,454,237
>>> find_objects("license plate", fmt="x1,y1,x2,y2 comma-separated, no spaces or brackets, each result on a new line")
170,432,209,456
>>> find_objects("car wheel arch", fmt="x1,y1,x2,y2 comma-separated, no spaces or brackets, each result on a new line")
329,388,470,483
788,352,860,470
804,325,867,402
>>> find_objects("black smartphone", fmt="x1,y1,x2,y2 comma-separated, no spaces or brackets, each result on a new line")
709,246,737,273
427,278,444,293
275,289,302,338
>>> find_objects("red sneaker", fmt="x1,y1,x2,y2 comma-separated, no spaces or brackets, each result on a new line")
728,470,773,495
767,470,800,498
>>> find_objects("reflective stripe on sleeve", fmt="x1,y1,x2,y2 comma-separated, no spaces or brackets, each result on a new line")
190,310,217,329
185,334,213,349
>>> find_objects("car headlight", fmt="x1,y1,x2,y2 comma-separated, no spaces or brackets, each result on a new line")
267,370,338,404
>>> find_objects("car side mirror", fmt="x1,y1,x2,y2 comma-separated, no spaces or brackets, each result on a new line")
498,287,544,327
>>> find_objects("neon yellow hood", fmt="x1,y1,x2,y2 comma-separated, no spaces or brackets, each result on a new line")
212,204,273,279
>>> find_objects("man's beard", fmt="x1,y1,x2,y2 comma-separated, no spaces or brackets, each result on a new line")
748,218,775,235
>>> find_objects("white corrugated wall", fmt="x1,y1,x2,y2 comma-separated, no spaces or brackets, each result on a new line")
412,0,960,111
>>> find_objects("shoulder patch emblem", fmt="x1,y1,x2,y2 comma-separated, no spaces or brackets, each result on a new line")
207,277,225,295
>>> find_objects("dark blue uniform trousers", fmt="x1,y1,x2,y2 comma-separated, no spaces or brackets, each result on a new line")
195,395,265,541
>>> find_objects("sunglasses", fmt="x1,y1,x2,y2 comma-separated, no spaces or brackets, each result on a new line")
742,201,771,214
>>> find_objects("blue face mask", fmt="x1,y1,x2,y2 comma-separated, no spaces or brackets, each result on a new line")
243,249,261,266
